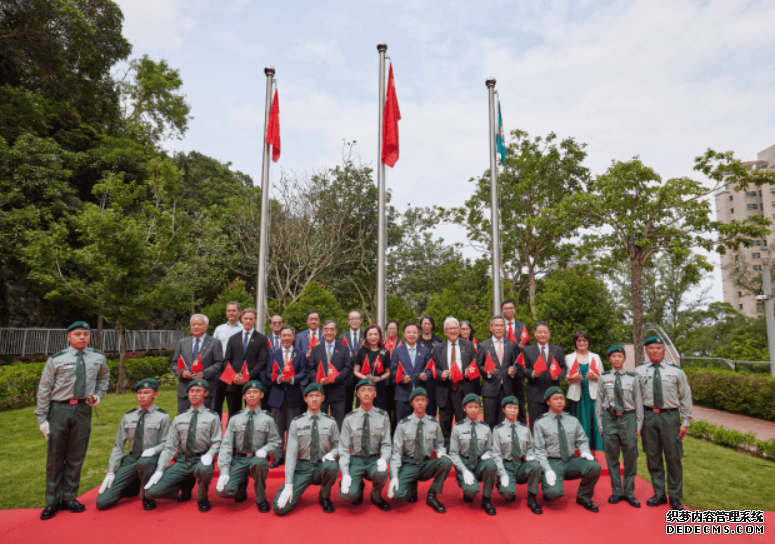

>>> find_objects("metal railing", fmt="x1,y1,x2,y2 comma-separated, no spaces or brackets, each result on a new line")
0,329,185,357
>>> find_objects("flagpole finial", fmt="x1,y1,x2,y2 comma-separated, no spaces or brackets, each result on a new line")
377,42,388,52
264,66,275,76
485,77,496,87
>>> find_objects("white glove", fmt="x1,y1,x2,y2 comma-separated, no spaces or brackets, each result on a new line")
377,458,387,472
322,451,336,462
256,448,267,458
463,470,475,485
92,396,101,406
500,475,509,488
525,455,536,461
99,473,115,494
340,475,352,494
145,471,163,490
480,452,492,460
438,453,450,459
545,470,556,487
277,485,293,508
201,453,213,466
387,478,399,499
581,451,595,461
39,421,50,440
141,448,156,458
216,474,230,492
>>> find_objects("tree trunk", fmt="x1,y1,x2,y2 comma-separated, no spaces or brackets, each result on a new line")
630,252,645,365
528,264,538,320
96,313,104,351
116,316,127,394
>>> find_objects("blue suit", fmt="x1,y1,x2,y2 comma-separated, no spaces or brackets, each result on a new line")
264,346,308,461
294,328,321,354
390,342,431,421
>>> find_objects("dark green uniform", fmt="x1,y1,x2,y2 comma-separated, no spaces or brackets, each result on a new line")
449,418,497,499
35,346,110,506
338,406,392,503
390,413,452,499
491,420,542,499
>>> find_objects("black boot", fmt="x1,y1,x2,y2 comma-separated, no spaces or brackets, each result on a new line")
527,493,543,515
481,496,496,515
426,491,446,514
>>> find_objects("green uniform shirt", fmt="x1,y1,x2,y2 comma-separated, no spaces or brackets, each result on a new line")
595,370,644,430
35,346,110,425
634,361,693,426
218,408,282,471
491,420,535,480
532,412,590,472
107,405,171,473
338,406,392,477
285,411,340,485
156,405,222,470
448,418,493,473
390,413,446,479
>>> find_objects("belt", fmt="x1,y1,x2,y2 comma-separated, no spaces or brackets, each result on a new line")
402,454,430,462
645,407,677,413
607,409,635,417
53,398,88,405
234,452,255,458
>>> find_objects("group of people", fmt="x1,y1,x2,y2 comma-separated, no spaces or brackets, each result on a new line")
34,299,693,521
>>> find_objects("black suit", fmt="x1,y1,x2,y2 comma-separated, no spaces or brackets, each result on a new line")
170,334,224,414
524,343,566,429
223,329,269,419
308,340,352,429
339,330,363,416
433,339,479,447
477,337,524,428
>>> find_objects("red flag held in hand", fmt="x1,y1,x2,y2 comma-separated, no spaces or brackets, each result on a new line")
342,337,348,347
472,338,478,353
568,358,580,379
374,355,383,374
177,355,186,375
590,358,601,376
533,354,548,375
466,360,481,380
266,89,281,162
309,333,319,349
549,360,561,380
267,338,273,350
520,327,530,344
191,355,203,373
451,363,464,384
381,64,401,168
361,357,372,375
271,360,282,382
426,358,437,379
283,359,295,378
327,362,339,380
317,361,326,383
395,362,405,383
240,362,250,382
220,364,236,384
515,352,525,369
484,352,497,374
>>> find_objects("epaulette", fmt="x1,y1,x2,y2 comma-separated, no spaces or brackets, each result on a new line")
322,413,334,420
399,416,412,425
602,370,612,375
495,422,505,429
626,371,636,377
538,412,551,419
52,350,67,359
425,415,436,423
207,409,219,416
373,407,387,415
88,347,104,354
344,411,357,419
518,422,528,428
293,414,306,421
126,408,138,414
156,408,168,415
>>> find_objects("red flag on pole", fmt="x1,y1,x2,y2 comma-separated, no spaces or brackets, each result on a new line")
220,364,236,384
342,337,348,347
381,64,401,168
515,352,525,369
568,358,580,379
549,359,562,380
266,89,281,162
327,362,340,380
395,362,405,383
426,359,437,379
283,359,295,378
316,361,326,383
177,355,186,375
466,360,481,380
309,333,319,350
271,360,282,382
191,354,203,373
240,362,250,382
507,324,517,344
374,355,383,374
361,357,372,375
267,338,273,350
520,327,530,344
451,363,464,384
484,352,497,374
533,354,548,375
591,358,601,376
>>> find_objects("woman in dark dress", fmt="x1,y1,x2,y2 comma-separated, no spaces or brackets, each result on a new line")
384,319,401,430
352,324,391,410
459,320,478,353
418,315,442,416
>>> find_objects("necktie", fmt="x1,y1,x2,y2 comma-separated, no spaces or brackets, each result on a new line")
557,415,569,462
192,338,200,361
284,349,290,364
468,421,479,468
496,341,503,363
327,344,333,362
652,364,663,408
74,351,86,398
542,345,547,364
614,371,625,415
414,420,424,464
451,343,458,391
243,331,250,351
354,331,359,346
508,322,514,340
511,423,522,459
311,415,320,463
131,410,147,458
242,410,255,454
361,412,370,460
186,409,198,456
409,347,416,366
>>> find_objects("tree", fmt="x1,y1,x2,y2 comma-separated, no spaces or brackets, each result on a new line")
200,279,255,334
575,152,775,363
282,282,347,335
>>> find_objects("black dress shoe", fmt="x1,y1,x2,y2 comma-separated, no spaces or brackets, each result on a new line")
40,504,60,520
669,497,684,510
426,491,446,514
64,500,85,513
576,497,599,513
143,499,157,511
257,500,271,513
269,458,284,469
481,497,496,516
625,496,641,508
407,490,418,503
646,495,667,507
319,497,335,513
177,490,192,503
463,495,474,503
371,497,392,511
527,493,543,515
608,494,623,504
198,500,211,512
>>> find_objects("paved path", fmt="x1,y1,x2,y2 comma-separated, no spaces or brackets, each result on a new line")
693,406,775,441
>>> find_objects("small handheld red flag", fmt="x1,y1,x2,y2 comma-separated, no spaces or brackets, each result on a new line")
327,362,340,380
374,355,383,374
549,359,561,380
520,327,530,344
283,360,295,378
590,358,601,376
395,362,405,383
271,360,282,382
309,333,319,349
472,338,478,353
533,355,548,375
191,354,203,373
220,364,236,384
515,352,525,369
484,352,497,374
426,358,437,379
451,363,464,384
381,64,401,168
266,88,281,162
361,357,372,375
317,361,326,383
342,337,348,347
177,355,186,374
466,360,481,380
240,362,250,382
507,326,518,344
568,358,580,379
267,338,273,350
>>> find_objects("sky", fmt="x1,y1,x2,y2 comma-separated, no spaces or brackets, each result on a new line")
115,0,775,304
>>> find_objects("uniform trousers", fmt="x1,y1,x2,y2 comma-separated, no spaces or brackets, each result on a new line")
395,455,452,499
496,458,542,499
540,457,601,502
641,409,683,498
96,453,158,509
145,453,214,503
453,458,497,499
601,410,639,498
272,460,339,516
46,402,92,506
216,455,270,504
338,455,389,503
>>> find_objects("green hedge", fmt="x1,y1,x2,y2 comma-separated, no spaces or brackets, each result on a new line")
688,419,775,460
686,368,775,422
0,356,173,411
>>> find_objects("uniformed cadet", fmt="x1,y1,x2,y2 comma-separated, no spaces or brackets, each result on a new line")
596,345,643,508
216,381,282,512
338,378,392,511
448,393,498,515
490,396,543,515
35,321,110,521
96,378,171,511
273,383,340,516
533,386,601,512
387,388,452,514
634,336,692,511
144,379,222,512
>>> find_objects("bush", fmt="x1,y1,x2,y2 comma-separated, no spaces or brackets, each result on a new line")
686,367,775,421
685,418,774,461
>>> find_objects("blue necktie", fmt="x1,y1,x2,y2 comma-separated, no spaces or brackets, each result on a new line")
409,347,416,367
243,332,250,351
192,338,200,360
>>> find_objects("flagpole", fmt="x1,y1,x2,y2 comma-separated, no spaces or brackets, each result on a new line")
486,77,502,316
256,66,275,330
376,43,387,329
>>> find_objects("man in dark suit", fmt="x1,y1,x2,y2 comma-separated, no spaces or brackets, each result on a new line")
390,322,432,421
265,325,307,468
223,308,269,419
170,314,224,414
501,300,529,350
477,316,523,429
433,317,479,449
308,320,352,429
523,321,566,429
294,310,322,361
339,310,364,415
267,314,284,351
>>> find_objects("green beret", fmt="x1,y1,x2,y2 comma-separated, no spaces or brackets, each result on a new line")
501,395,519,408
304,383,324,396
408,388,428,401
242,380,263,394
543,386,564,401
644,336,664,346
356,378,376,390
462,393,481,407
606,345,625,356
132,378,159,392
187,378,209,391
66,321,90,333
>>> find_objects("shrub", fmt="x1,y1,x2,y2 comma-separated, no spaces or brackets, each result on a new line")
686,418,774,461
685,367,775,421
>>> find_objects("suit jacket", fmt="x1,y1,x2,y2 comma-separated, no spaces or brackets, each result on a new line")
223,329,269,393
433,339,480,408
390,343,431,402
294,328,322,354
339,330,364,386
308,340,352,402
170,334,224,400
477,337,523,398
267,332,282,352
524,343,567,402
264,347,308,409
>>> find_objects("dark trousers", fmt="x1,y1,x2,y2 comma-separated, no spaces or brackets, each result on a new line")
483,391,507,429
272,404,302,460
344,383,356,416
387,384,397,433
395,400,413,422
216,456,270,504
272,460,339,516
338,455,389,503
395,456,452,499
528,400,549,430
439,399,465,449
541,457,601,502
322,399,345,430
641,409,683,498
46,402,92,505
453,459,497,499
226,391,244,420
212,379,228,418
497,459,542,499
145,453,214,503
96,454,158,510
602,411,639,498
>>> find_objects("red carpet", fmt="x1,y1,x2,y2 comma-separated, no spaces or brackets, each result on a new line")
1,451,770,544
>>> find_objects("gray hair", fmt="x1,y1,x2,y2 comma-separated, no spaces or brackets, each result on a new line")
443,316,460,329
241,308,258,318
190,314,209,326
322,320,338,330
490,315,506,326
226,301,241,311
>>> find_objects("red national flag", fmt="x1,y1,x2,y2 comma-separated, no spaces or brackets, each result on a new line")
240,362,250,382
472,338,478,353
426,358,437,379
177,355,186,374
549,360,562,380
342,337,348,347
451,363,464,384
590,358,601,376
266,88,281,162
361,357,372,375
327,362,340,380
374,355,384,374
395,362,405,383
271,360,282,382
381,64,401,168
515,352,525,369
267,338,273,350
317,361,326,383
568,358,580,378
484,352,497,374
283,359,295,378
466,360,481,380
533,354,548,375
507,325,518,344
520,327,530,344
220,364,236,384
190,354,203,373
309,333,319,349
